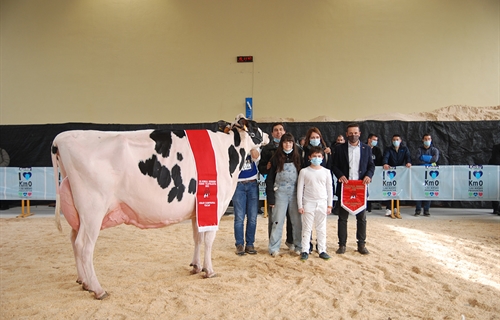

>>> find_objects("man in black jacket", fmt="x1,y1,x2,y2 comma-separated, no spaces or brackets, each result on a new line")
331,123,375,255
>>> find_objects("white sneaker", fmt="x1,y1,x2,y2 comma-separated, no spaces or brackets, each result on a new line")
385,209,392,216
271,251,279,258
285,242,295,251
294,249,301,256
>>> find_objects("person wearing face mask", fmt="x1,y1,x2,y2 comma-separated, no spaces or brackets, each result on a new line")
258,123,293,247
331,123,375,255
414,133,440,217
297,146,333,261
302,127,332,168
301,127,333,253
365,134,383,213
382,134,412,218
266,133,304,257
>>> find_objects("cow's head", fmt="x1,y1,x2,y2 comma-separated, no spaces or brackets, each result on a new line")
232,114,268,146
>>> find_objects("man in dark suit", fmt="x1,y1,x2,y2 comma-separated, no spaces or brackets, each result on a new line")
331,123,375,255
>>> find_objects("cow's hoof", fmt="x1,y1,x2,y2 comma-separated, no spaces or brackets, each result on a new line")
203,272,217,279
190,268,201,275
82,284,93,292
95,291,109,300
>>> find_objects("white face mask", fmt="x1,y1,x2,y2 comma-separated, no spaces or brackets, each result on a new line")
393,140,400,147
370,140,378,147
309,138,321,147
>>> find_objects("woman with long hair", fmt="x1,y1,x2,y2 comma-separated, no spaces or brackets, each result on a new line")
302,127,332,169
266,133,303,256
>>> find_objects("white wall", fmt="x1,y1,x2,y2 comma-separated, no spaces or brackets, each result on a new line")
1,0,498,124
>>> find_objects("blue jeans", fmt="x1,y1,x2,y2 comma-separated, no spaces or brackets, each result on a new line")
232,181,258,247
415,200,431,211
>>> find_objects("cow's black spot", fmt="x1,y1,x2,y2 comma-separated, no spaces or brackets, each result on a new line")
232,128,241,147
138,155,171,189
188,178,197,194
173,130,186,139
150,130,173,158
238,148,246,171
228,145,239,177
167,164,186,203
51,145,58,155
177,152,183,161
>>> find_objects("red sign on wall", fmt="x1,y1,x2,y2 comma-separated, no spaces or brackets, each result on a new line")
237,56,253,63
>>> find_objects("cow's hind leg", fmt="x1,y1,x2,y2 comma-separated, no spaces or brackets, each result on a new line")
70,229,85,285
74,215,108,299
189,218,202,274
202,230,217,278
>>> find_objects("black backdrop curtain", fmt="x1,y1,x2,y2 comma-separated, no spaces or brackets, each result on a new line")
1,120,498,208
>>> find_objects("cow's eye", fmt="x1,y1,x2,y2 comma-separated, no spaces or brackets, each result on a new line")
249,132,255,137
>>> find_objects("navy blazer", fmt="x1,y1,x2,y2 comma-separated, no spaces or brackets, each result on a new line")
331,142,375,196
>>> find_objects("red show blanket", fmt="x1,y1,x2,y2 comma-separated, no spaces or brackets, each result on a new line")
185,130,219,231
341,180,367,215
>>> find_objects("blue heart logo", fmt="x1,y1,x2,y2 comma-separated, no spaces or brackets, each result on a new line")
473,171,483,179
23,172,32,180
387,171,396,180
429,171,439,179
386,192,392,196
473,192,478,197
430,192,434,196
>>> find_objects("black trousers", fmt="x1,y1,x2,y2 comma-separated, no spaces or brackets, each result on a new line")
267,206,293,244
337,207,367,247
493,201,500,212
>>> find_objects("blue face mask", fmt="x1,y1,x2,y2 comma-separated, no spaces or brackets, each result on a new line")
423,140,431,147
392,140,400,147
310,157,323,166
370,140,378,147
309,138,321,147
283,148,293,154
273,137,280,144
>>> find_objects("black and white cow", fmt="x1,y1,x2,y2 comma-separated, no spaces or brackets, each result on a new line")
51,115,268,299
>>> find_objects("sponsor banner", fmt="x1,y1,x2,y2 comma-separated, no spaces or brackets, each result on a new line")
0,167,56,200
453,165,499,200
369,166,411,200
1,166,499,201
410,165,454,200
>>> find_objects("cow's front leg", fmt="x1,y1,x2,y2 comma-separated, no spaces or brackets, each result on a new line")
202,230,217,278
189,218,202,274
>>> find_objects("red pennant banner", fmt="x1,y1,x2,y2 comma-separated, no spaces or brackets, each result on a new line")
341,180,367,215
185,130,219,231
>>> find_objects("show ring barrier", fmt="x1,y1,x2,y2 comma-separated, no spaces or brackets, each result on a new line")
1,166,498,217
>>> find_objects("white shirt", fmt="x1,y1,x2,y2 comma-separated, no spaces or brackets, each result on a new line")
296,166,333,209
348,142,360,180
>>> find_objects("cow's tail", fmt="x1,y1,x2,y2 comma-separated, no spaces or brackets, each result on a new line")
51,144,62,232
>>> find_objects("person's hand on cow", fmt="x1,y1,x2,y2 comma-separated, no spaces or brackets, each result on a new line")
298,208,304,214
250,148,259,161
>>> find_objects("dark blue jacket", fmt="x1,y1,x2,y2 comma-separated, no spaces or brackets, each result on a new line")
383,145,411,167
331,142,375,197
